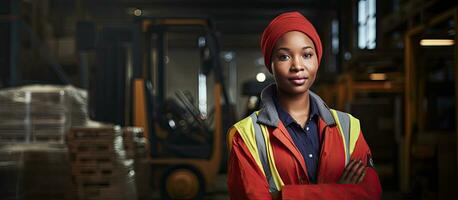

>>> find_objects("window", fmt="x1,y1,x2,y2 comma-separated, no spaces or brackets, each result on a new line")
198,72,207,117
358,0,376,49
332,19,339,55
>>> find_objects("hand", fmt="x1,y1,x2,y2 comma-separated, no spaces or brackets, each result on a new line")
339,159,366,184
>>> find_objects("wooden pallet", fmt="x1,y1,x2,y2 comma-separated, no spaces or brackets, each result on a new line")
67,126,120,141
70,153,117,166
72,171,128,200
72,173,119,184
76,186,125,200
68,142,118,153
67,126,140,200
0,133,28,143
33,134,65,143
72,166,116,177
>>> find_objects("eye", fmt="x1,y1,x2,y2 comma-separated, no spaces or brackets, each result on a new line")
278,54,290,61
303,53,313,59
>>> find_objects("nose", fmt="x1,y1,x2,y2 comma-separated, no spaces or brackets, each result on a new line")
290,56,305,72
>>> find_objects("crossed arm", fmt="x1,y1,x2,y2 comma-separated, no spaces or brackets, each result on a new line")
227,132,382,200
270,159,374,200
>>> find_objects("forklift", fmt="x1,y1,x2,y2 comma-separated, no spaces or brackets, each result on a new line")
86,16,235,199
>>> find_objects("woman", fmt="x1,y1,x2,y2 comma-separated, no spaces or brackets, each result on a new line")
227,11,382,199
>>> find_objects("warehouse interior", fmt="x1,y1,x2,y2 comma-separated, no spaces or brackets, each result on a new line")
0,0,457,199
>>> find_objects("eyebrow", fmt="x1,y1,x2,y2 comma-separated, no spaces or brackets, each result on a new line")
275,46,314,52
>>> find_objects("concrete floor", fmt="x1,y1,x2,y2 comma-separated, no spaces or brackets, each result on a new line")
204,174,230,200
151,174,229,200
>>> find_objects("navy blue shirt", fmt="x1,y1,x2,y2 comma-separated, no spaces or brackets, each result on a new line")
274,94,320,183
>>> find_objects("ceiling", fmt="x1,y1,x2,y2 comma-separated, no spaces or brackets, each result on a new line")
51,0,339,48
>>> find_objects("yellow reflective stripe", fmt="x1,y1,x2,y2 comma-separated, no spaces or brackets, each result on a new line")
259,124,284,190
348,114,361,155
232,109,362,191
232,112,285,191
233,116,266,176
330,109,349,164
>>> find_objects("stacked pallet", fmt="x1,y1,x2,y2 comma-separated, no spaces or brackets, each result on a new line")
65,86,89,127
0,85,90,144
0,143,75,200
0,87,69,144
67,126,137,200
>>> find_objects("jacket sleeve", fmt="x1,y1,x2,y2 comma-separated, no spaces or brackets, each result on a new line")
281,131,382,200
227,130,272,200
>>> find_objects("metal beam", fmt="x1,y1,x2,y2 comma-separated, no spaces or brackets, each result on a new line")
9,0,19,86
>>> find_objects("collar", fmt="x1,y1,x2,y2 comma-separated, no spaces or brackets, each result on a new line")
257,84,336,127
273,92,320,127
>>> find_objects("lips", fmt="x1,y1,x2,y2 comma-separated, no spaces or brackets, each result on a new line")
288,76,308,85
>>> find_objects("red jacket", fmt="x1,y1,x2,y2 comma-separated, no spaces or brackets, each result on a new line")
227,86,382,200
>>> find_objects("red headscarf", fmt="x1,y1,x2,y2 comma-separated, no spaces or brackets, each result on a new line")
261,11,322,72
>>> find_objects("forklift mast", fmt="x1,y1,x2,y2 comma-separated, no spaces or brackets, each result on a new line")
88,15,236,159
88,17,232,127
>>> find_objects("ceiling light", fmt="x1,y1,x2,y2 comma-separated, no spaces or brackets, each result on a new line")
369,73,386,81
133,8,142,16
420,39,454,46
256,72,266,82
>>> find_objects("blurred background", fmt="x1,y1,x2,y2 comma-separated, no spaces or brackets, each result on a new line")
0,0,457,199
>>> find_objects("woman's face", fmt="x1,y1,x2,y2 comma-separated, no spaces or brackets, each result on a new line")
271,31,318,96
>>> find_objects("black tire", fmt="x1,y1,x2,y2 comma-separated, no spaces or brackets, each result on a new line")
160,165,205,200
